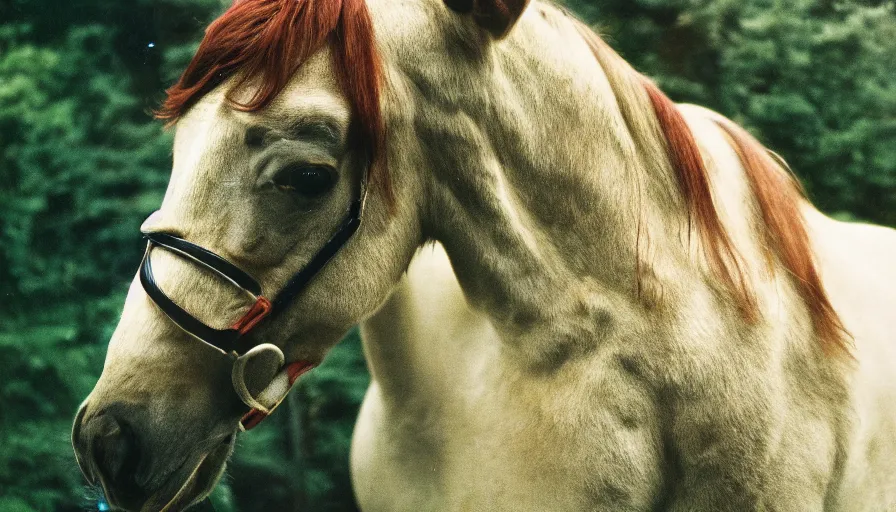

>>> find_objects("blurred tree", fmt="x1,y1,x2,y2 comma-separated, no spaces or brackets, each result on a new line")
0,1,227,509
0,22,178,512
565,0,896,224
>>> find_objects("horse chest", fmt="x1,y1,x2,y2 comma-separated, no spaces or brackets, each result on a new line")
351,335,847,511
351,247,846,510
351,348,670,512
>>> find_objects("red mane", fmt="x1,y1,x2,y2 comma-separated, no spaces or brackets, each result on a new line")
714,120,849,354
574,21,848,354
157,0,389,198
640,79,752,315
645,82,848,354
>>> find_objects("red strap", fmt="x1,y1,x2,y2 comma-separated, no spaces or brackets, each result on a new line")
240,409,268,430
232,296,272,335
286,361,315,384
239,360,316,431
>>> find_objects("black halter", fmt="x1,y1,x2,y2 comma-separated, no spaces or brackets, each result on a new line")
139,183,366,356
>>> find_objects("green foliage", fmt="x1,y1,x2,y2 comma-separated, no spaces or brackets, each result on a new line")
0,3,224,510
566,0,896,224
0,22,173,512
0,0,893,511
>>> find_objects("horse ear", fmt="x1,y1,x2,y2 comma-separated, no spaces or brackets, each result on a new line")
444,0,531,39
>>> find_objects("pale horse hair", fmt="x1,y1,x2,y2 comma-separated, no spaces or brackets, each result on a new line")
75,0,896,510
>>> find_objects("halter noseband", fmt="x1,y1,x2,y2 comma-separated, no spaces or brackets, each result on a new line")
138,180,367,430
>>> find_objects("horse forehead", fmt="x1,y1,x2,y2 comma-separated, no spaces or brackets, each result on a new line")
173,54,350,152
265,50,351,120
171,93,232,177
170,59,351,182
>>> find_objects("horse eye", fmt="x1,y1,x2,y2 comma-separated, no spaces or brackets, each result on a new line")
272,165,336,198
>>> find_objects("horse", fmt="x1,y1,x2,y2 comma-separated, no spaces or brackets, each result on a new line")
71,0,896,509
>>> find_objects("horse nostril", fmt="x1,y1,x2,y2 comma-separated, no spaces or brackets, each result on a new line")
94,414,135,480
83,411,147,507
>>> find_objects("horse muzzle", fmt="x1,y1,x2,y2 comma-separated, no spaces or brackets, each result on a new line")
72,401,235,511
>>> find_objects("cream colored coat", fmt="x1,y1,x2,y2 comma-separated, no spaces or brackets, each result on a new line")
76,0,896,510
351,1,896,511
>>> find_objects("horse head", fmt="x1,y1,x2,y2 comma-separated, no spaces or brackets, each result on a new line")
71,0,528,509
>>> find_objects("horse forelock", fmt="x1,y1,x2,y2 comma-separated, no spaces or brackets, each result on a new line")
156,0,391,202
571,18,849,355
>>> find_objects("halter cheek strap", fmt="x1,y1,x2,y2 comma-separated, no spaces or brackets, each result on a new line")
138,182,367,431
139,232,272,354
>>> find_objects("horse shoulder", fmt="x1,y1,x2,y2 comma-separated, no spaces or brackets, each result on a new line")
356,243,668,510
801,208,896,507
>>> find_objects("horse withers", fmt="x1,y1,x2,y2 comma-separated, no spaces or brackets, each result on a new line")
73,0,896,510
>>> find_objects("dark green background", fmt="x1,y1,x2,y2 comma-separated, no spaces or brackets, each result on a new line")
1,0,894,510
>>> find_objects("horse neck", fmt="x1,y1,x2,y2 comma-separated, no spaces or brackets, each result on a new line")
394,10,702,364
370,2,764,372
